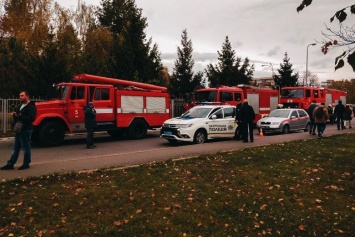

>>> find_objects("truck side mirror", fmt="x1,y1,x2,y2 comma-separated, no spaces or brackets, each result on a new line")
210,115,217,120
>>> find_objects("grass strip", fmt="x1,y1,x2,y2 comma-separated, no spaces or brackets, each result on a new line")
1,134,354,236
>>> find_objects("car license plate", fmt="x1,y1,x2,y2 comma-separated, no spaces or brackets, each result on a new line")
163,131,172,135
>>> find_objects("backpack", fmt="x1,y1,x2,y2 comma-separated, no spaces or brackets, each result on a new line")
315,107,324,119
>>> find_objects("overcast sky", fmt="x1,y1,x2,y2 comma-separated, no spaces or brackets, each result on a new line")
60,0,354,82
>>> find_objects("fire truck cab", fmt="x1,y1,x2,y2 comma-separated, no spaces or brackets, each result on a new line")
280,86,347,110
191,85,279,123
32,74,170,146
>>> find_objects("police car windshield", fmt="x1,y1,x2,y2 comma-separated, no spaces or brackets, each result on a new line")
195,91,217,102
281,89,304,98
181,107,212,118
268,110,290,118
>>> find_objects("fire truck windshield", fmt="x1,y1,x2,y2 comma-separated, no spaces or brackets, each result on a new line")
281,89,304,98
56,85,69,99
195,91,217,102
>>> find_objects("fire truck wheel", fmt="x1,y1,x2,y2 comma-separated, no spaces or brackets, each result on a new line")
281,124,290,134
193,129,207,144
39,121,65,146
128,119,147,139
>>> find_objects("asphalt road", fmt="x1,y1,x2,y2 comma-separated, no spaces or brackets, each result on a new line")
0,125,353,181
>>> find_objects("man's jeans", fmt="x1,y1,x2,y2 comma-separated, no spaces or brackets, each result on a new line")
316,123,326,134
7,129,32,166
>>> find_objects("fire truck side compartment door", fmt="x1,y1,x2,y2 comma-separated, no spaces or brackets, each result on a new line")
247,93,260,114
326,93,332,106
146,97,166,113
121,96,144,113
270,96,278,112
92,86,115,122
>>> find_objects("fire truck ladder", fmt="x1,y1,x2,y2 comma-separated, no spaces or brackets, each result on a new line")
73,74,167,92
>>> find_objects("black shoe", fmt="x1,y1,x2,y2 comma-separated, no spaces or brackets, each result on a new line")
86,146,95,149
242,140,248,143
18,165,30,170
250,140,254,142
1,164,14,170
312,133,316,135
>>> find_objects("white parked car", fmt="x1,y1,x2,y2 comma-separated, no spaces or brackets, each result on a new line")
256,108,310,134
161,105,237,144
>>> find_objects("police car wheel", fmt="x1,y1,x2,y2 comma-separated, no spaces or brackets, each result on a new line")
193,129,207,144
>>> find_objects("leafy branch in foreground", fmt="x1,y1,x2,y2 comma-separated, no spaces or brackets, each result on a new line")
297,1,355,71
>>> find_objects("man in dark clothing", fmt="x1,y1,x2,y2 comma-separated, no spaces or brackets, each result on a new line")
334,100,346,130
327,104,334,124
1,91,37,170
307,100,317,135
239,99,255,143
234,102,242,140
84,102,97,149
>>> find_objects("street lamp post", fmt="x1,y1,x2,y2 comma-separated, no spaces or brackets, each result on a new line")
262,63,274,77
306,43,316,86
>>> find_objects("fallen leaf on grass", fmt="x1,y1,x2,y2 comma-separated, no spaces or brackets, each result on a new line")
316,199,323,204
299,224,305,230
136,209,142,214
114,221,121,226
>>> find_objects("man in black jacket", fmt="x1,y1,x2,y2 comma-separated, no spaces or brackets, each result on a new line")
1,91,37,170
240,99,256,142
334,100,346,130
234,102,242,140
84,102,97,149
307,100,317,135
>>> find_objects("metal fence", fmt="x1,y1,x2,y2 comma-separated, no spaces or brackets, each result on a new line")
171,99,185,118
0,98,186,133
0,98,44,134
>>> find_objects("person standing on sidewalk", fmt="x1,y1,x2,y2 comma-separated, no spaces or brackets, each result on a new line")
313,102,329,138
234,101,242,140
84,102,97,149
240,99,255,143
307,100,317,135
1,91,37,170
334,100,346,130
344,104,353,129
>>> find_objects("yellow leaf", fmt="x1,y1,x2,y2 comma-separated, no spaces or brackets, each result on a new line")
136,209,142,214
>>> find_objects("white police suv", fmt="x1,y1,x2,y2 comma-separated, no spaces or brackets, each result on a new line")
161,105,237,144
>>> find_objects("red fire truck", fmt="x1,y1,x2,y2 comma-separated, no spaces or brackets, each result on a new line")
190,85,279,122
32,74,170,146
280,86,347,110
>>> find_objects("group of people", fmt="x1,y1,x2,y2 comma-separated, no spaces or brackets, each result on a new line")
234,99,255,143
308,99,354,138
1,91,97,171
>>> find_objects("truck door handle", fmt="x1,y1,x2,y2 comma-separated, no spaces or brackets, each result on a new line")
107,105,112,107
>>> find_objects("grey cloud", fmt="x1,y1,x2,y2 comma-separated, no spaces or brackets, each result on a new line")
266,46,281,57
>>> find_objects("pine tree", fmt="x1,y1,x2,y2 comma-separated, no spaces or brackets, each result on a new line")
98,0,163,84
169,29,202,98
205,36,254,87
273,52,299,88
